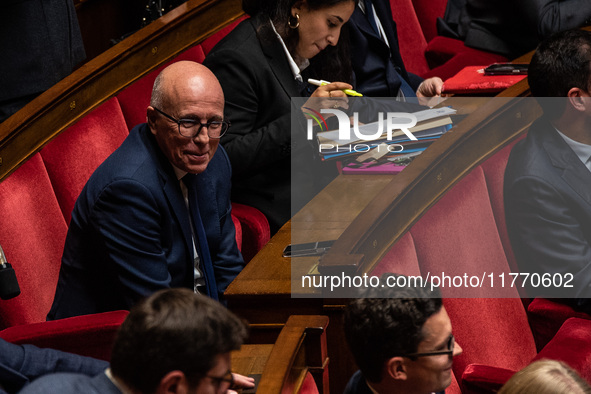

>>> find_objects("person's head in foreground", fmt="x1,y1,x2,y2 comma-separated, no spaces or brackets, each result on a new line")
498,359,591,394
528,29,591,122
110,288,248,394
344,274,462,394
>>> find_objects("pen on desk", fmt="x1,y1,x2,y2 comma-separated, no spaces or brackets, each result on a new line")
307,78,363,97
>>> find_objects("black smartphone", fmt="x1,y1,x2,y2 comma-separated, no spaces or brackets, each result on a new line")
282,240,336,257
484,63,528,75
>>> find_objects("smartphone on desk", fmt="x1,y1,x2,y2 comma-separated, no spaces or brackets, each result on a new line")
282,240,336,257
484,63,528,75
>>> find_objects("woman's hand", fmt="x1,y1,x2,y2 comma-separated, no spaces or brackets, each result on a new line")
301,81,351,117
416,77,444,98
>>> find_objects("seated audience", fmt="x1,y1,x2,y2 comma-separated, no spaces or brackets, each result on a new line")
441,0,591,59
498,359,591,394
343,274,462,394
19,288,254,394
348,0,443,98
0,338,106,394
48,61,244,320
504,29,591,312
204,0,361,234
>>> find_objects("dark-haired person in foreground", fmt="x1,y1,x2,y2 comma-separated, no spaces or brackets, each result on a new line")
19,288,254,394
504,29,591,312
343,275,462,394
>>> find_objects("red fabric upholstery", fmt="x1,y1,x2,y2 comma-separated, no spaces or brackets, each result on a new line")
533,318,591,382
230,203,270,263
410,168,515,298
0,310,128,361
299,371,320,394
369,232,421,277
0,154,67,329
411,0,447,42
480,139,523,276
390,0,429,76
117,45,206,130
445,298,536,382
40,98,129,224
232,214,243,252
200,16,248,55
461,364,516,394
528,298,591,351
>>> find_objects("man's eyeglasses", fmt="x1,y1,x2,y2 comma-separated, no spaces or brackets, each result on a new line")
153,107,230,139
403,334,455,360
206,369,234,390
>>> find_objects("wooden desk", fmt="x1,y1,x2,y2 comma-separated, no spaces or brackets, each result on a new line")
225,174,393,393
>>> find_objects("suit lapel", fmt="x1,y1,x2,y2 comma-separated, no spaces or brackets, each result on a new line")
253,17,300,98
541,120,591,205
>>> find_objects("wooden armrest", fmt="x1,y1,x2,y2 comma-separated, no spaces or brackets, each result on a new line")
233,315,329,394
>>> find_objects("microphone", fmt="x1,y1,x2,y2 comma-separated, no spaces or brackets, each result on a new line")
0,244,20,300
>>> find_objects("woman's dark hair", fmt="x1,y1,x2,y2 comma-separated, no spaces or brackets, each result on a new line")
243,0,358,83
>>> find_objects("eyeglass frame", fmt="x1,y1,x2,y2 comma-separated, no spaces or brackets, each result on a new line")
206,369,234,390
152,107,230,139
402,334,455,360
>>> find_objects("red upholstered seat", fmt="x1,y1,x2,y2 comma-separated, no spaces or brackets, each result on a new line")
0,154,67,329
40,98,129,224
368,135,591,391
230,203,270,263
0,310,128,361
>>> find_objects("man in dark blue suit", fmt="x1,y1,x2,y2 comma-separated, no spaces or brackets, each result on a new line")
505,29,591,311
48,61,244,320
343,275,462,394
348,0,443,99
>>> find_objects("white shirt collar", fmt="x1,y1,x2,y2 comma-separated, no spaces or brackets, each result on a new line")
555,127,591,169
173,165,187,181
269,19,310,82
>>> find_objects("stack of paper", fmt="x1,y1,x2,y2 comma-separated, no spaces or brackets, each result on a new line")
316,107,455,161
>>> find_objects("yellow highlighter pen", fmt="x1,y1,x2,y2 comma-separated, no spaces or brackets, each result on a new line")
307,78,363,97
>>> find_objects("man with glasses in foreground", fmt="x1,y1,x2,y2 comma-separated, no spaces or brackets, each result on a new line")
343,274,462,394
48,61,244,320
21,288,254,393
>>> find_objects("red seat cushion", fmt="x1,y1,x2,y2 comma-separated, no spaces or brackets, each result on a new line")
40,98,129,224
0,154,68,328
0,310,129,361
230,203,270,263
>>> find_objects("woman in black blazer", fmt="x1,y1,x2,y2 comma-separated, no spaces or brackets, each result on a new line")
204,0,358,233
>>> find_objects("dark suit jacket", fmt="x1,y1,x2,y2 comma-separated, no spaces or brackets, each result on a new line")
0,0,85,122
17,371,119,394
344,370,445,394
204,15,332,233
0,338,107,394
504,117,591,310
456,0,591,59
48,124,243,320
348,0,422,97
